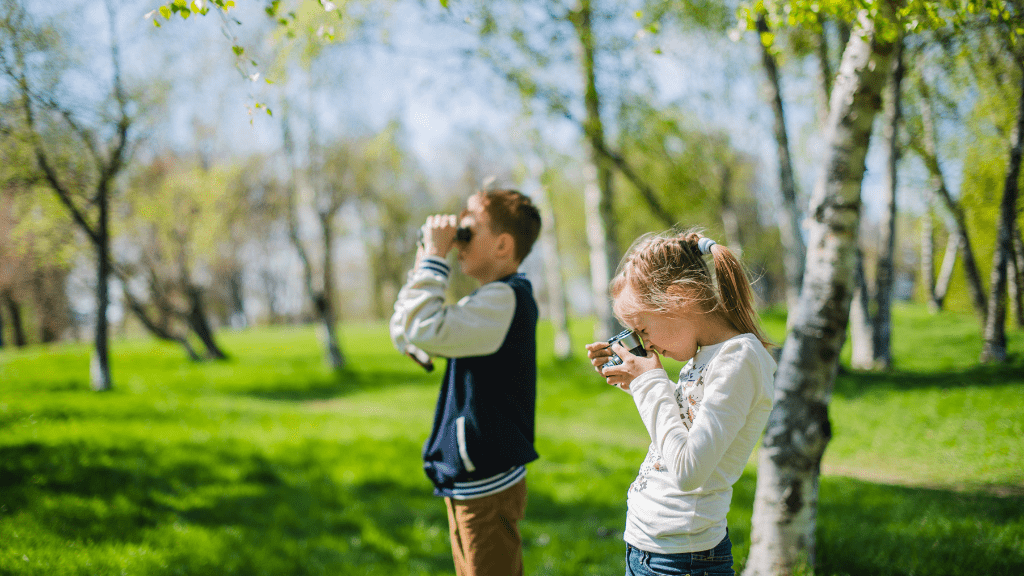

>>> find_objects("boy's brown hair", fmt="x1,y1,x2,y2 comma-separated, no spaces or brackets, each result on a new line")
468,189,541,263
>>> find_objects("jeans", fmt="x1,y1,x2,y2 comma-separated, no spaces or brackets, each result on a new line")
625,531,734,576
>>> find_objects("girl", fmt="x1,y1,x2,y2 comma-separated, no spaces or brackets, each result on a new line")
586,230,776,576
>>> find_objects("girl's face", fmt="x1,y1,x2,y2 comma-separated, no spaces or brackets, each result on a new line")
615,285,702,363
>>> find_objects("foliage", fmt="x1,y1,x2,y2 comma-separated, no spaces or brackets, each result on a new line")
1,306,1021,574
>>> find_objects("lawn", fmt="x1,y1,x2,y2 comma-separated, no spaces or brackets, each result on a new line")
1,304,1022,575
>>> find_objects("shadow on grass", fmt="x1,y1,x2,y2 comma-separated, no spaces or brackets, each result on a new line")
233,366,440,402
3,438,1023,576
815,476,1024,576
834,353,1024,399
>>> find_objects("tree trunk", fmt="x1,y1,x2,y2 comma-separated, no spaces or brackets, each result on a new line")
317,212,344,371
574,0,620,340
980,71,1024,363
538,183,573,360
719,165,743,252
872,39,903,370
186,286,228,361
745,11,896,575
933,231,960,312
1012,225,1024,327
921,206,937,310
91,196,113,392
1,291,26,347
758,14,806,315
849,248,875,369
118,276,201,361
814,16,833,128
229,269,247,329
918,82,988,321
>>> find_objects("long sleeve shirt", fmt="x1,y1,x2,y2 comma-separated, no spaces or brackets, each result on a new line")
624,333,776,554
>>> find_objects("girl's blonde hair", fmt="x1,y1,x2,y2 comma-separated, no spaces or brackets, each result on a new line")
609,229,773,350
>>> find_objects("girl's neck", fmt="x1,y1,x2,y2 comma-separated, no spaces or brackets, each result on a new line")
696,314,742,348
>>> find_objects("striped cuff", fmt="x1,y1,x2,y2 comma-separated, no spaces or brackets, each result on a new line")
419,256,450,279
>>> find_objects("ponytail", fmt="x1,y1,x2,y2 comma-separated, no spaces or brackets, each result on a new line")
707,242,774,350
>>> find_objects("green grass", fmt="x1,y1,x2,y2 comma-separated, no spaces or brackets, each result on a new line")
0,304,1022,575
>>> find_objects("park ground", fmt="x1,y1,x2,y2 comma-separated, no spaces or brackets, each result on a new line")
1,303,1022,575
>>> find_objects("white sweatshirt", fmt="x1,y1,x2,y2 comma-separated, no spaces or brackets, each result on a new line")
624,333,776,554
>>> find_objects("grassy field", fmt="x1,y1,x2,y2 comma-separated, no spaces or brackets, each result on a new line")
1,304,1022,575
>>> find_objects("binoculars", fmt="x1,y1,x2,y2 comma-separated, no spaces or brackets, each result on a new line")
418,226,472,245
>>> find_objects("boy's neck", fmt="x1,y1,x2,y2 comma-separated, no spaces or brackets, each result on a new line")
473,261,520,285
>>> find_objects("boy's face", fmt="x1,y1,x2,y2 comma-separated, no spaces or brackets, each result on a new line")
457,194,505,283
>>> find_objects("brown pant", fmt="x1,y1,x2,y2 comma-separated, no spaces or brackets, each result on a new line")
444,479,528,576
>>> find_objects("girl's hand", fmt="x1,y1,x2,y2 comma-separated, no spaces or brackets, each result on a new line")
585,341,615,373
586,340,662,392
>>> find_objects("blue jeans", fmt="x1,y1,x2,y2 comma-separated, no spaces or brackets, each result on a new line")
625,531,734,576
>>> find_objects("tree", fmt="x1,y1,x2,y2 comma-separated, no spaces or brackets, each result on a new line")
979,9,1024,362
755,13,806,315
743,3,901,573
0,0,136,391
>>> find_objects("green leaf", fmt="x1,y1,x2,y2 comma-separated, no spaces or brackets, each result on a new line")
232,45,244,56
159,5,171,19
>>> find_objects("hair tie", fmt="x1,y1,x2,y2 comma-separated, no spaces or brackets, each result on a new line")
697,237,717,255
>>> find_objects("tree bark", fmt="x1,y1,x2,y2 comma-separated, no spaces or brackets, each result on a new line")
872,38,903,370
316,211,344,371
933,231,960,312
744,10,897,575
980,71,1024,363
91,189,112,391
849,248,875,369
1012,224,1024,327
186,286,228,361
1,291,26,347
921,206,937,310
758,14,806,315
538,183,573,360
917,81,988,321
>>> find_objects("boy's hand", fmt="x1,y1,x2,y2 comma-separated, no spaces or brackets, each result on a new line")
421,214,459,258
586,339,662,392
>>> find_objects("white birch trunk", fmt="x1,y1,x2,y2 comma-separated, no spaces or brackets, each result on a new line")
584,164,617,340
744,11,897,575
934,232,960,309
921,207,937,311
849,248,875,369
537,184,573,359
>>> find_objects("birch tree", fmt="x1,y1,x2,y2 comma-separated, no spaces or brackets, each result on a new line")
743,3,900,573
980,64,1024,362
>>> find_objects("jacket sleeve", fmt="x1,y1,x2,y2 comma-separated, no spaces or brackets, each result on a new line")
389,256,516,358
629,339,764,492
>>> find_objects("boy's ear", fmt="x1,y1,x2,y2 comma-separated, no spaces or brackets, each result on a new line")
496,232,516,260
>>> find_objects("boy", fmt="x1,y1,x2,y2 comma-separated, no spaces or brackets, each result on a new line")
390,188,542,576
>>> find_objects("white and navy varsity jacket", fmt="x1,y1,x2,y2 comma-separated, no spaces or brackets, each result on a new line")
390,255,539,499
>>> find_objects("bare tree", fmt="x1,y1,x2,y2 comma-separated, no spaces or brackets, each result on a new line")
981,67,1024,363
0,0,134,390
